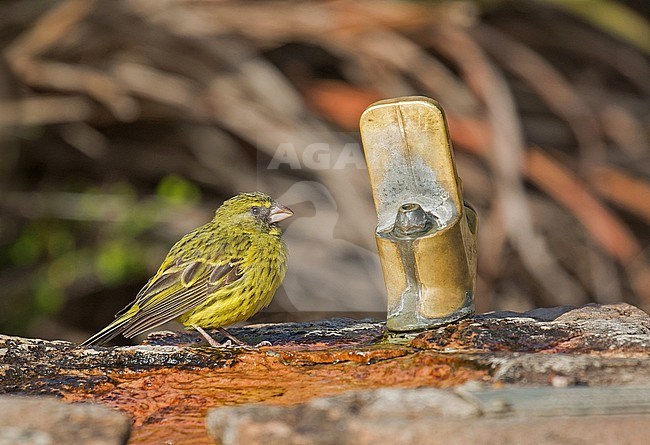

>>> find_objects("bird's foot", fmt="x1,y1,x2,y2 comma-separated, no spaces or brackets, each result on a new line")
217,327,266,350
193,326,266,350
194,325,228,348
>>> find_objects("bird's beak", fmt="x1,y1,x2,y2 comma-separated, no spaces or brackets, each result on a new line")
269,203,293,223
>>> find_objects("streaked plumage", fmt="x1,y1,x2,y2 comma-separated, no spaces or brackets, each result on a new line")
81,192,292,346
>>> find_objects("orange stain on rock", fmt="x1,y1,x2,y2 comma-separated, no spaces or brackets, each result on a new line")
64,347,490,444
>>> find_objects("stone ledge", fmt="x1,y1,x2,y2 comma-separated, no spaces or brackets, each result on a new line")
208,387,650,445
411,303,650,354
1,303,649,444
0,396,130,445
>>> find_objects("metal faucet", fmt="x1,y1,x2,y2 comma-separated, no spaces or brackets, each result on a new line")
360,96,478,332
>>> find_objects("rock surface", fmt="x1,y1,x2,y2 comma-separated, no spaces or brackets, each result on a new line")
411,303,650,354
0,396,130,445
1,303,649,444
207,386,650,445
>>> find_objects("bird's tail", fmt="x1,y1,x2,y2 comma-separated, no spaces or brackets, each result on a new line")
79,314,132,347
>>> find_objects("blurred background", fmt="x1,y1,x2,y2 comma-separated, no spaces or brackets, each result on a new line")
0,0,648,344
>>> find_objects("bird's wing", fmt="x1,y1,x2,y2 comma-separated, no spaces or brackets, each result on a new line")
117,258,243,338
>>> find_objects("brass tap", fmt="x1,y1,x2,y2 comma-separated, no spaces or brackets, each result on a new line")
360,96,478,332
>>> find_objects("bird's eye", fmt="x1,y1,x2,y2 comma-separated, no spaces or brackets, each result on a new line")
251,206,261,216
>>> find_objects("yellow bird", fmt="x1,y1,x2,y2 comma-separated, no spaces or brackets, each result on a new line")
81,192,292,347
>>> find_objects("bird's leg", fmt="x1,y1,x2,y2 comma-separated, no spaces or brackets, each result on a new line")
217,328,271,348
193,325,268,350
193,325,228,347
216,327,258,349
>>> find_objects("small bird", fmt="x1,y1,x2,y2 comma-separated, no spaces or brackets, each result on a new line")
81,192,292,347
